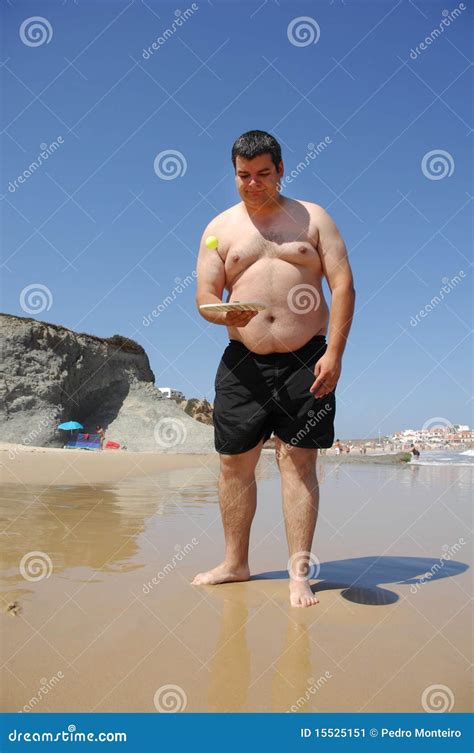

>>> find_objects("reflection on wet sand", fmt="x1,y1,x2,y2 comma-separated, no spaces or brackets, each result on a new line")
1,456,472,713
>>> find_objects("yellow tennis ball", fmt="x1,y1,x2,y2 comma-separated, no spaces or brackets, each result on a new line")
205,235,219,250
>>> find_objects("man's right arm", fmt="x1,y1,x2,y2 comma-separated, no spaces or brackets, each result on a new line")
195,223,259,328
195,224,228,325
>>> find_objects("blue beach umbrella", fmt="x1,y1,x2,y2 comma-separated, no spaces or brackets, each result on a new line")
58,421,84,439
58,421,83,430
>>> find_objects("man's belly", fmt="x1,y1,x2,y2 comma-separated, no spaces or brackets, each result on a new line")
226,259,329,354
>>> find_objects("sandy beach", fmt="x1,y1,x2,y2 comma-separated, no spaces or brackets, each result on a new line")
1,444,472,713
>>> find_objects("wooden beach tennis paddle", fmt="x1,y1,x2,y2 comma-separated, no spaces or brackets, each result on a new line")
199,301,266,313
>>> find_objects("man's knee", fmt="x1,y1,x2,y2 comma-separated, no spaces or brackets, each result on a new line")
219,441,263,478
276,443,318,477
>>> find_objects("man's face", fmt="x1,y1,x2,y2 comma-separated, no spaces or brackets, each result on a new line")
235,153,283,209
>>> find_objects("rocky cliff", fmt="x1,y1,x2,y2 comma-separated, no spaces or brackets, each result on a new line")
0,313,214,453
175,397,214,425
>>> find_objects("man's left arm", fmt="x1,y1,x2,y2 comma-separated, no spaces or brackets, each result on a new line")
310,205,356,398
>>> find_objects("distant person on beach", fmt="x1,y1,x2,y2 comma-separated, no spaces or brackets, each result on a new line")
410,444,420,458
334,439,343,455
96,425,105,450
194,130,355,607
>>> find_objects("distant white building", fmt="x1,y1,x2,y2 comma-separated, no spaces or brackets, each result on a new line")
158,387,185,400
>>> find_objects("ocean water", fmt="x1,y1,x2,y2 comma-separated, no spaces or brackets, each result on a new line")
410,448,474,467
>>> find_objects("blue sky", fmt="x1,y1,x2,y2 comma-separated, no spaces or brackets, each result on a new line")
1,0,472,438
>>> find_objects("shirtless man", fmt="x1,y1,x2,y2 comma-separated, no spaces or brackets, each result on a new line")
192,130,355,607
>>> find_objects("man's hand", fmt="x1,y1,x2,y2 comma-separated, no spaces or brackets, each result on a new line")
310,352,341,398
224,310,259,327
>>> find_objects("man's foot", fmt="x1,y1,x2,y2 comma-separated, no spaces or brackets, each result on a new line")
289,579,319,608
191,562,250,586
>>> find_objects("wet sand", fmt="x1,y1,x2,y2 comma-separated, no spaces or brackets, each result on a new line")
0,443,410,488
1,450,472,713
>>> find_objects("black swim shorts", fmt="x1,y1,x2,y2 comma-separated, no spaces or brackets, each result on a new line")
213,334,336,455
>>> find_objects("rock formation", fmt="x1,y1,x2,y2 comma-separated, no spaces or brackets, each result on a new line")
0,313,214,453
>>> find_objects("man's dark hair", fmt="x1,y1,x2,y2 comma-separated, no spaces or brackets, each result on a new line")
231,130,282,171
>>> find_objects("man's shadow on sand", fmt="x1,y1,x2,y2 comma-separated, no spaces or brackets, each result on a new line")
252,556,469,605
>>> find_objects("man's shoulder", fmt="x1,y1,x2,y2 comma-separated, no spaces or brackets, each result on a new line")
207,203,241,229
292,199,327,216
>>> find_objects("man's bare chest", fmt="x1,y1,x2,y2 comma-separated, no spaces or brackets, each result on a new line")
220,231,322,284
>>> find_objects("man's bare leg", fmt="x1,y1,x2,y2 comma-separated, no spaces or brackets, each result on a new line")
192,439,264,585
276,439,320,608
